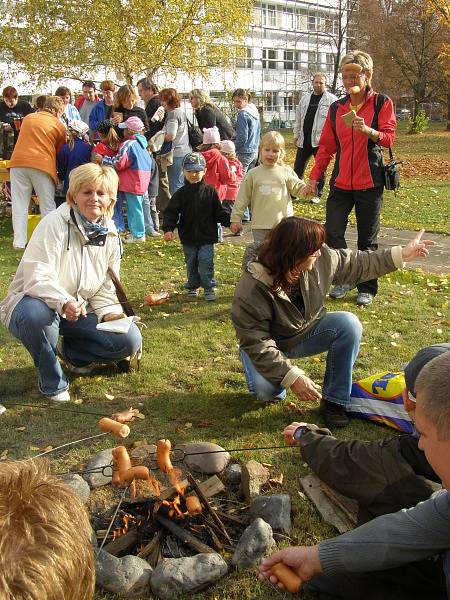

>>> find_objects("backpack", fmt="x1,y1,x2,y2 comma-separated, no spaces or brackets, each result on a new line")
186,118,203,149
329,93,402,193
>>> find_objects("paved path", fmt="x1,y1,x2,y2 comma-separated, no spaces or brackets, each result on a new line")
223,224,449,275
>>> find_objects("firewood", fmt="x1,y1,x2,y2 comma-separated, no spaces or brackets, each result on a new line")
159,474,225,501
187,474,232,544
155,514,216,554
103,529,138,556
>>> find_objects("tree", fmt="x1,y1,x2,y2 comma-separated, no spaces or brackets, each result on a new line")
0,0,253,85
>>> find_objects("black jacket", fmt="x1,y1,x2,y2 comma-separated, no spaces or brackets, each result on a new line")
195,106,235,140
114,106,149,139
163,181,230,245
145,96,164,139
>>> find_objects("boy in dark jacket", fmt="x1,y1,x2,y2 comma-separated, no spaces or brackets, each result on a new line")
163,152,230,301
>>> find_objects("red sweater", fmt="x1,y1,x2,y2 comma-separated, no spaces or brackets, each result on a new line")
310,90,396,191
201,148,236,201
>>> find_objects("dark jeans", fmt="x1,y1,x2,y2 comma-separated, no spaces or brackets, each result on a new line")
182,244,215,290
325,186,383,296
294,144,325,197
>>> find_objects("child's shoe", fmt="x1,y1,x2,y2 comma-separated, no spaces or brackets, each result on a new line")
187,288,199,299
204,289,216,301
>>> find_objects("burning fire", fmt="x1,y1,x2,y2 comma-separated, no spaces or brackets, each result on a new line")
113,513,140,539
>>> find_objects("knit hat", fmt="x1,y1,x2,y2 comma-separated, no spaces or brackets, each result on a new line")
404,343,450,399
118,116,145,132
202,126,221,145
96,119,115,135
182,152,206,172
69,120,89,136
220,140,235,154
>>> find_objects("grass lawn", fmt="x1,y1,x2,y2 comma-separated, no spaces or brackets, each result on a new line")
282,121,450,233
0,214,449,598
0,123,448,599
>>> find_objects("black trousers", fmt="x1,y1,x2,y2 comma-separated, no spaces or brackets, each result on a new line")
325,186,383,295
294,144,325,197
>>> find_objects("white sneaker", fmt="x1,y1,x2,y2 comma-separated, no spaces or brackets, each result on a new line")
310,196,321,204
47,390,70,402
0,404,6,414
123,235,146,244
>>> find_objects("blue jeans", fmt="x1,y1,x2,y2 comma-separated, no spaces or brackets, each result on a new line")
123,192,145,238
240,311,362,405
8,296,142,396
167,155,186,195
238,152,258,174
143,194,159,234
182,244,215,290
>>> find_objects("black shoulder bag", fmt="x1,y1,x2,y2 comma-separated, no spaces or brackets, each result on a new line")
186,118,203,149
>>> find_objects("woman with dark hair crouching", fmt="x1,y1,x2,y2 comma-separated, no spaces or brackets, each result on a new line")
231,217,434,427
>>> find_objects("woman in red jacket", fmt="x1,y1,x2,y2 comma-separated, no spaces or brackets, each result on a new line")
303,50,396,306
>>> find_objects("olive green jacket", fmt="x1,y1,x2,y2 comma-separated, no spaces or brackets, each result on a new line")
231,243,404,388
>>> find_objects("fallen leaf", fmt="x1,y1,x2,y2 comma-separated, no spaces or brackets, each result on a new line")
156,251,165,257
269,474,284,485
104,393,115,400
262,462,273,469
437,329,443,334
15,426,26,432
298,491,306,500
29,446,40,451
40,445,53,452
0,449,8,460
197,420,214,428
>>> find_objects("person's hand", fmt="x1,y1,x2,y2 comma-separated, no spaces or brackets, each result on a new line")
63,301,87,322
230,222,243,234
401,229,436,262
102,312,125,322
164,231,174,242
111,112,123,125
258,546,322,586
291,374,322,402
351,115,369,134
283,421,307,445
2,123,13,132
301,180,318,198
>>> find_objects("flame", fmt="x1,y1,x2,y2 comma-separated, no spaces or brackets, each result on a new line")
112,513,139,539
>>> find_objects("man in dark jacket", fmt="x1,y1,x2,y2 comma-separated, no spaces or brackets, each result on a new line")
162,152,230,302
0,86,34,158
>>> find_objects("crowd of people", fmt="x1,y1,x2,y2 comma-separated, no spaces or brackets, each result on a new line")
0,49,448,600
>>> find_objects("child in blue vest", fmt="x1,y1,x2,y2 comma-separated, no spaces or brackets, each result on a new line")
57,120,91,199
103,116,151,243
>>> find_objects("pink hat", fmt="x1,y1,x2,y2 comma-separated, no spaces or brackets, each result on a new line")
220,140,235,154
118,116,145,132
202,126,221,145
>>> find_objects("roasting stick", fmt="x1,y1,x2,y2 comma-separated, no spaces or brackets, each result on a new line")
35,432,109,457
97,485,130,555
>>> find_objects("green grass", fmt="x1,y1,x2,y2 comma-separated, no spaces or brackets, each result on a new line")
0,215,449,599
282,123,450,233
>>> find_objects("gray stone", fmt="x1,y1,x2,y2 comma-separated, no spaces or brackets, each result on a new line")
150,552,228,599
83,448,113,488
240,460,270,502
61,473,90,504
231,518,275,569
96,549,153,598
130,443,157,467
251,494,292,534
178,442,230,474
222,463,242,486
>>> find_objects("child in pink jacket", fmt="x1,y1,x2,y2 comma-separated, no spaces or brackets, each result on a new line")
198,127,235,200
219,139,244,215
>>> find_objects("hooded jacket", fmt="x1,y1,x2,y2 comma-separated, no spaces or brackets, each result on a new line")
201,148,236,200
104,133,151,194
163,180,231,245
231,243,404,389
235,103,261,157
0,203,122,328
224,157,244,201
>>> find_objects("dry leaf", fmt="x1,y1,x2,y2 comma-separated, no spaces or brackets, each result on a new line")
156,251,165,257
29,446,40,451
0,449,8,460
104,393,115,400
269,474,284,485
197,420,214,428
40,445,53,452
15,426,26,432
262,462,273,469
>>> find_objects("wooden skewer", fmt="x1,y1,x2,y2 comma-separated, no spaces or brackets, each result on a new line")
187,473,232,544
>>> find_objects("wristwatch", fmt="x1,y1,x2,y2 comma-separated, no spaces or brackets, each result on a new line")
293,423,332,441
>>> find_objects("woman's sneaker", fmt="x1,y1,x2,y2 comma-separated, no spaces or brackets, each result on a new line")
204,289,216,301
123,235,146,244
187,288,199,298
46,390,71,402
329,284,352,299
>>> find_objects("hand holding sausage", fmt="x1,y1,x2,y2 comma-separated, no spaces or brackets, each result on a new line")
258,546,322,588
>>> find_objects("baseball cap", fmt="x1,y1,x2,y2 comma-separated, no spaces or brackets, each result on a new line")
118,116,144,132
182,152,206,172
404,343,450,400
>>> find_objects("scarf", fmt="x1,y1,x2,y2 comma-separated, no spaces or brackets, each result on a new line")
74,208,109,240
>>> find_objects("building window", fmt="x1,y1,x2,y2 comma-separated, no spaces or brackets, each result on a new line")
263,48,277,69
237,47,253,69
283,7,294,29
325,53,335,69
284,50,294,70
283,95,295,112
308,51,318,71
297,10,308,31
308,14,316,31
262,3,278,27
264,91,277,111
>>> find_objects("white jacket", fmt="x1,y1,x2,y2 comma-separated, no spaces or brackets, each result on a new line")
293,91,337,148
0,203,123,328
